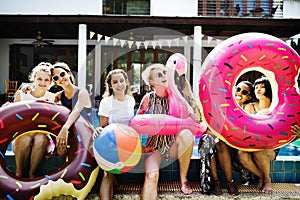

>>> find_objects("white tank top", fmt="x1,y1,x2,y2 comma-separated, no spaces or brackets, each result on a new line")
20,91,56,102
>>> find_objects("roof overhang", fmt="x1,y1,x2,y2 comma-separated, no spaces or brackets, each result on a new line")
0,15,299,40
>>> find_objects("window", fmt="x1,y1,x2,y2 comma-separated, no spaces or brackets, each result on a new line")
103,0,150,15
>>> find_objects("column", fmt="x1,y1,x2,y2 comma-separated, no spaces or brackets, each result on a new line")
78,24,87,88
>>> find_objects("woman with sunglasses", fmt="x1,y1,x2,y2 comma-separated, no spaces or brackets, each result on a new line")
238,77,278,194
8,62,57,178
137,64,195,199
50,62,92,157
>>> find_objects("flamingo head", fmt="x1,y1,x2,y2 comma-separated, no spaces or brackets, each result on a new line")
166,53,188,90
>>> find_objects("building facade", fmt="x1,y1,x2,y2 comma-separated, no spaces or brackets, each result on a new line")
0,0,299,102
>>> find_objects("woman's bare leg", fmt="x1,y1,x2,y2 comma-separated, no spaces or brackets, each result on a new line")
13,135,32,177
238,151,263,190
174,130,194,195
29,133,48,178
141,151,161,200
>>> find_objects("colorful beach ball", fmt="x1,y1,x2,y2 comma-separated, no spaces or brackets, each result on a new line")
93,123,142,174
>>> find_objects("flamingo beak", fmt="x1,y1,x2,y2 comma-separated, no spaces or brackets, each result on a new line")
174,70,186,91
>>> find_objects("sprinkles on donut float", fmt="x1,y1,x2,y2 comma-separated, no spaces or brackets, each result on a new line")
198,32,300,151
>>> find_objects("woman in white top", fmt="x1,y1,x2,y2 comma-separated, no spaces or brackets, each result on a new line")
13,62,57,178
97,69,135,200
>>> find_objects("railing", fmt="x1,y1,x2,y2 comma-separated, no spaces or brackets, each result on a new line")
198,0,283,18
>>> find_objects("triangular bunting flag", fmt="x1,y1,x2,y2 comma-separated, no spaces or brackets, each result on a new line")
112,38,119,46
151,40,157,49
120,39,126,47
105,36,110,44
216,39,223,44
182,36,188,44
207,36,213,44
166,40,172,48
157,40,163,48
136,41,142,49
128,41,134,49
97,34,103,42
174,38,180,46
144,41,149,50
90,31,95,40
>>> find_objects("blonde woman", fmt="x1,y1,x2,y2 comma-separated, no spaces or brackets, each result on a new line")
138,64,194,199
12,62,57,178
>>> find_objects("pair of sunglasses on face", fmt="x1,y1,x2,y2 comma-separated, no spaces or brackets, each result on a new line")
236,87,250,95
52,71,66,81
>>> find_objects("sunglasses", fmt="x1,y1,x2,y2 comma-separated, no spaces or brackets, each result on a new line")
52,71,66,81
155,70,167,78
236,87,250,95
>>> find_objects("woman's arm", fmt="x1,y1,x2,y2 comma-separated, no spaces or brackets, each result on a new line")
136,94,150,115
13,91,21,102
244,103,254,114
100,115,109,128
57,89,91,145
291,124,300,139
180,79,202,122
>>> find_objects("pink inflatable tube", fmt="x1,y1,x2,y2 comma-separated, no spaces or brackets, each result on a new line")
198,32,299,151
130,53,207,137
130,114,207,136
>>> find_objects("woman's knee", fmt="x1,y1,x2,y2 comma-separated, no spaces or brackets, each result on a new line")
237,151,249,165
145,171,159,183
33,133,48,148
253,150,275,162
215,140,227,152
177,129,194,145
14,135,32,151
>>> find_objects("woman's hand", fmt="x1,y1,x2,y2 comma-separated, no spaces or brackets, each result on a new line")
1,101,11,107
21,85,33,94
93,127,103,140
56,126,69,146
56,126,69,157
291,124,300,138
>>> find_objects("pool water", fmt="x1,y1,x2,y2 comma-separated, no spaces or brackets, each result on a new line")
192,137,300,159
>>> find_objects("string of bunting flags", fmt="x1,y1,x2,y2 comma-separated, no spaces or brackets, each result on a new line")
89,31,224,49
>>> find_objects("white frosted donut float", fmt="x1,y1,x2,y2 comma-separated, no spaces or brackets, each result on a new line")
0,101,99,200
198,32,300,151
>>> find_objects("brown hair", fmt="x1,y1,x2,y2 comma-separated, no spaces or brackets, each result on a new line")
103,69,132,98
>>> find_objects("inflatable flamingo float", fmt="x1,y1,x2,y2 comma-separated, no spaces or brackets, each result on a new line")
130,53,207,136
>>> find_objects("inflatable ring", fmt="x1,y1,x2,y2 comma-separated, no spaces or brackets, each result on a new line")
0,101,99,200
198,32,299,151
130,53,207,136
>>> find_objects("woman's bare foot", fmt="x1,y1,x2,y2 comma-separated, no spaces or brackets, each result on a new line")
181,181,193,195
210,180,222,196
261,182,273,193
252,179,263,191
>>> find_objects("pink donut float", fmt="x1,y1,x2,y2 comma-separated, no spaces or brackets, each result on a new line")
0,101,99,199
198,32,299,151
